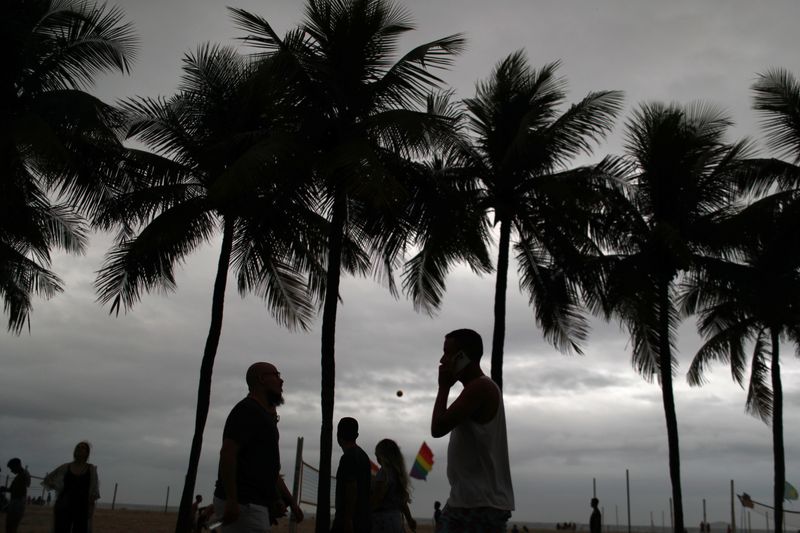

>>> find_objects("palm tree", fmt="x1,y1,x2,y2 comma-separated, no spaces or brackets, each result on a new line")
683,67,800,533
462,52,623,389
93,44,321,533
229,2,466,529
594,102,753,533
683,200,800,533
1,0,137,332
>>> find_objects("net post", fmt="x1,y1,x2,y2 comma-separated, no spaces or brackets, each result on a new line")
290,436,304,533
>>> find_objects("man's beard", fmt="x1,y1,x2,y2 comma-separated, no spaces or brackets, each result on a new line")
267,390,284,407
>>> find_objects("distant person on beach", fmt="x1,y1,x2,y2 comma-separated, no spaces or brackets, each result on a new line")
371,438,416,533
433,501,442,527
192,494,203,532
43,441,100,533
590,498,601,533
213,362,303,532
331,417,371,533
430,328,515,532
2,458,30,533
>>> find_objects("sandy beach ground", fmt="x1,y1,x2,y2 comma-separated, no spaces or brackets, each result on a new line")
14,505,561,533
16,505,439,533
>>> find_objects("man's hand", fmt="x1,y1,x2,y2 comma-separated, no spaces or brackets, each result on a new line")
222,500,240,525
270,498,288,520
438,361,457,389
290,503,304,523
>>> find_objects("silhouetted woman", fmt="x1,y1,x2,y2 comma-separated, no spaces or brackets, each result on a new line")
43,441,100,533
371,439,416,533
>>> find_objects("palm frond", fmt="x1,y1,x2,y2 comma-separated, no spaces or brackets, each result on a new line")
752,68,800,164
515,234,588,355
95,200,216,314
745,333,773,423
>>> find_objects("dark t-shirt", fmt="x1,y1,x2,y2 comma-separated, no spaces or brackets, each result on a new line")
214,397,280,506
331,445,371,533
9,471,29,500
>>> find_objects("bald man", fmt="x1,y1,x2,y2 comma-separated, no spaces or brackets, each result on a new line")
214,362,303,532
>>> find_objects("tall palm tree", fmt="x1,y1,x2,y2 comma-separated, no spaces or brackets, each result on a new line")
684,67,800,533
229,2,466,529
463,52,623,389
1,0,137,332
93,44,321,533
594,102,753,533
683,200,800,533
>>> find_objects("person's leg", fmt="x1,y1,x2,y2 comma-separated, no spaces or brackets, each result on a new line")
475,507,511,533
213,499,270,533
71,506,90,533
53,503,70,533
5,499,25,533
438,505,467,533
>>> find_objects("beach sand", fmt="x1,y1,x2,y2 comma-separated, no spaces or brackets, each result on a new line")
17,505,440,533
15,505,559,533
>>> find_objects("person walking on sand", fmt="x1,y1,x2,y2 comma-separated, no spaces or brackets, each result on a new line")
2,458,30,533
214,362,303,532
590,498,602,533
430,328,515,532
371,439,416,533
43,441,100,533
331,417,371,533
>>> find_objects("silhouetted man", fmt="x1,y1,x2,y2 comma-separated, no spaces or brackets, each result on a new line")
590,498,601,533
214,362,303,532
431,328,514,532
331,417,371,533
2,458,30,533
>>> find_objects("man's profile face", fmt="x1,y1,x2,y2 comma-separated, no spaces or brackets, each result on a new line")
259,364,284,406
440,337,460,370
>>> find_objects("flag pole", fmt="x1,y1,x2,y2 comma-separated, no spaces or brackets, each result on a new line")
731,480,736,533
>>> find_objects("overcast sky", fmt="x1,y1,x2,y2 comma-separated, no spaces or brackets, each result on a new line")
3,0,800,526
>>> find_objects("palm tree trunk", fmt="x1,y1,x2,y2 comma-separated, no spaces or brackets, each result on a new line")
490,216,512,390
770,328,784,533
658,279,684,533
315,191,346,533
175,218,235,533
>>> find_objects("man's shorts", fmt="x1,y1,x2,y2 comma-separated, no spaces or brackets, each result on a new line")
213,497,270,533
436,504,512,533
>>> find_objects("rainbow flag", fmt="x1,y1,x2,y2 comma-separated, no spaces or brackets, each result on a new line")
409,441,434,480
786,481,799,501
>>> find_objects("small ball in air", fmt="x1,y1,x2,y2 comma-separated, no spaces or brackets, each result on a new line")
396,390,403,397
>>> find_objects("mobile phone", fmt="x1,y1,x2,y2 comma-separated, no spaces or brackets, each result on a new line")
452,350,470,374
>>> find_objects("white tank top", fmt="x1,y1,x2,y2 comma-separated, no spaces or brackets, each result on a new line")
446,376,515,510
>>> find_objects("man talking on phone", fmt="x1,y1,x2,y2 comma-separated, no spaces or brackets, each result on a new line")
431,329,515,532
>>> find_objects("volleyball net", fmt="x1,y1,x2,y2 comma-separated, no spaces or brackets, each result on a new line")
296,459,336,508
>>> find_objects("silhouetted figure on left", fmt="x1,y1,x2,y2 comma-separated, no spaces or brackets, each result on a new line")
2,458,30,533
43,441,100,533
590,498,602,533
